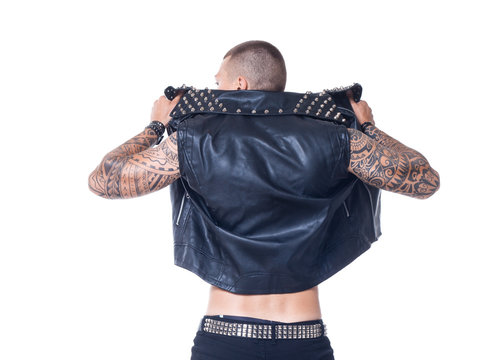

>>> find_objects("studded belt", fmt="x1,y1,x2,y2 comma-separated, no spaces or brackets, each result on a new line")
201,317,326,340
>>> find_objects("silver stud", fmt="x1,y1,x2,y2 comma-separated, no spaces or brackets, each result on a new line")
197,102,202,106
299,99,304,103
252,110,256,114
210,107,214,111
315,97,319,102
222,108,227,112
236,109,241,113
215,99,219,104
191,108,195,112
219,103,223,108
296,104,301,108
306,110,310,114
320,104,325,108
278,109,283,113
207,89,212,94
200,107,204,111
293,109,298,113
264,109,269,114
307,106,312,110
334,112,341,120
311,101,316,106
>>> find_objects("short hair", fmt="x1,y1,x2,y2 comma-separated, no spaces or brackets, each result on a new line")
224,40,287,92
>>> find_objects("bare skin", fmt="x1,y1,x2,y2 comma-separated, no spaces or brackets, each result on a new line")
89,58,439,323
206,286,322,323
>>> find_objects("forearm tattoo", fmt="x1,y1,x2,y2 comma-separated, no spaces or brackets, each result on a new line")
88,130,180,199
347,126,440,199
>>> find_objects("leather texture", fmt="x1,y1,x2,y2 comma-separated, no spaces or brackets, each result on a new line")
168,84,381,294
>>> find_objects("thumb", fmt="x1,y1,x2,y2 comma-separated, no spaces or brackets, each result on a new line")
347,90,357,109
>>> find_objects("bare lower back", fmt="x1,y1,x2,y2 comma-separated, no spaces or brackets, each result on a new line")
205,286,322,323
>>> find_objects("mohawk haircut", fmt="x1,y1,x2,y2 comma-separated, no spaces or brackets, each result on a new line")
224,40,287,92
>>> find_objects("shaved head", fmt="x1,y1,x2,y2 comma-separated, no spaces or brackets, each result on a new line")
223,40,287,92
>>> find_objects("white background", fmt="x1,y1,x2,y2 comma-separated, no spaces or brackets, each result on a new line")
1,0,498,359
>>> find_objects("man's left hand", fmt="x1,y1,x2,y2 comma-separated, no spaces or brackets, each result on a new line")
150,93,182,126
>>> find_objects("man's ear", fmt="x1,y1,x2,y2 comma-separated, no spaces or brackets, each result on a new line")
237,76,249,90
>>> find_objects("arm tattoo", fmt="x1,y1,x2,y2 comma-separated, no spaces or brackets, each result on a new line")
88,130,180,199
347,127,440,199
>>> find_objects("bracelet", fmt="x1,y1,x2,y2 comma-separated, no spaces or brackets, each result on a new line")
145,121,166,145
360,122,375,133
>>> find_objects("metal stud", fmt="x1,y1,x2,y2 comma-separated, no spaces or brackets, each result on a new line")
222,108,227,112
236,109,241,113
264,109,269,114
200,107,204,111
278,109,283,113
334,112,341,120
293,109,298,113
252,110,256,114
210,107,214,111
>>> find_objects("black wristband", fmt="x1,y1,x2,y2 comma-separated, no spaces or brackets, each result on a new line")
146,121,166,145
360,122,375,133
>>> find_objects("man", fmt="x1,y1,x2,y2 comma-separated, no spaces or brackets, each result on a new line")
89,40,440,359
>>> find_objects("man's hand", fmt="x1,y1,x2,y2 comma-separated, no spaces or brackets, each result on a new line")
348,95,375,127
151,93,183,126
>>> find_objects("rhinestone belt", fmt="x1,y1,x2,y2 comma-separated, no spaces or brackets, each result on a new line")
202,318,326,340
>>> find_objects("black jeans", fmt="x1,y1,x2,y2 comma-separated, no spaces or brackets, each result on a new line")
190,316,335,360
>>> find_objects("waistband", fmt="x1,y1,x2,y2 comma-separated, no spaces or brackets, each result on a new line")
200,315,326,340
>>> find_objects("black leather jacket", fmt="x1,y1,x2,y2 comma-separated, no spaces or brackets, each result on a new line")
167,84,381,294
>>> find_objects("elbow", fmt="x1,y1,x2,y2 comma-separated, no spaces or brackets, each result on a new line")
88,168,113,199
416,167,441,199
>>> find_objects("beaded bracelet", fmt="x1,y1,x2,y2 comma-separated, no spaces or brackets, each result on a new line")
360,122,375,133
146,121,166,145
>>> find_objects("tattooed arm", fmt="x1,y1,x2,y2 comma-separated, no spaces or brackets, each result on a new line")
88,95,181,199
346,99,440,199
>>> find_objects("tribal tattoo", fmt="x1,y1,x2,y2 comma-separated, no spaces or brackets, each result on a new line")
347,126,440,199
88,129,180,199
